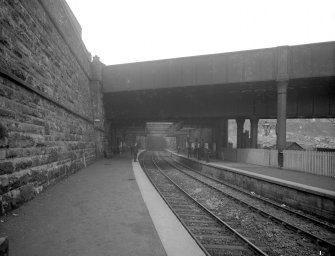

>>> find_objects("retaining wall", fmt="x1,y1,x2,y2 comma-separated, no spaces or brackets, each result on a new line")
0,0,105,213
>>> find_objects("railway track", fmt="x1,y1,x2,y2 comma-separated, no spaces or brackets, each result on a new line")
140,152,269,256
140,151,335,256
164,153,335,249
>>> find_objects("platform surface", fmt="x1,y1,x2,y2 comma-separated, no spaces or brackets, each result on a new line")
174,152,335,192
0,155,167,256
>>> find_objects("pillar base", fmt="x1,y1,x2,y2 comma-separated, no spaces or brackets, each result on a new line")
278,151,284,168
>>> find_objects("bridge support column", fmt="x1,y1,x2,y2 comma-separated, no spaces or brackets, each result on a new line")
215,119,228,159
250,118,259,148
223,119,228,149
214,122,222,159
236,118,245,149
105,121,113,158
90,56,105,159
276,81,288,167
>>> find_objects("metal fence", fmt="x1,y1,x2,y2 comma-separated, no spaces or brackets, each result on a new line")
223,148,335,177
283,150,335,177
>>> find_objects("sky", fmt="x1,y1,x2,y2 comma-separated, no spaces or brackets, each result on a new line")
66,0,335,65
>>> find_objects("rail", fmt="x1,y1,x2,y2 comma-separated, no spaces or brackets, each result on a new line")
165,155,335,249
140,152,268,256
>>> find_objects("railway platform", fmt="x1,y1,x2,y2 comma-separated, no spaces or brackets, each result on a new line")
0,154,204,256
173,151,335,193
211,160,335,192
170,151,335,220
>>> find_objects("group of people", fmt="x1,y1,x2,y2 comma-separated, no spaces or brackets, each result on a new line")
115,141,139,162
185,140,210,162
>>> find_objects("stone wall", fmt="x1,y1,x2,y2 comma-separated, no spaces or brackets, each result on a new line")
0,0,105,213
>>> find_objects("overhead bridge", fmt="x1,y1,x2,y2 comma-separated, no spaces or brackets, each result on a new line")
103,42,335,92
102,42,335,122
100,42,335,166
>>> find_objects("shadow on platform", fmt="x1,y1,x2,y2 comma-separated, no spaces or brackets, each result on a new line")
0,155,166,256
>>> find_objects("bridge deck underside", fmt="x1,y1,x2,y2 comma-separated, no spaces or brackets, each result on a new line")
104,76,335,125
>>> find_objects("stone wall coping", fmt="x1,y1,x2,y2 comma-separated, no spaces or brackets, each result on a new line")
38,0,92,79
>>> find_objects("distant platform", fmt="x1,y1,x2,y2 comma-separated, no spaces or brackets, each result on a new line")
170,151,335,221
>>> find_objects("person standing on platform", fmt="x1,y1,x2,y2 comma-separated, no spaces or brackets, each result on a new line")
133,142,138,162
197,141,201,160
130,143,134,157
200,140,205,161
186,141,191,158
191,142,195,158
204,142,209,163
194,141,198,159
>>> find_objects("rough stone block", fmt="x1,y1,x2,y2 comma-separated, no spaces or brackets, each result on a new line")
44,122,50,135
19,183,35,202
30,169,48,185
0,108,15,119
15,159,33,172
0,86,14,99
0,150,5,160
8,133,35,148
0,162,14,175
0,175,9,187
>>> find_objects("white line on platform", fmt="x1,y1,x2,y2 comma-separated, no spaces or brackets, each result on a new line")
132,160,206,256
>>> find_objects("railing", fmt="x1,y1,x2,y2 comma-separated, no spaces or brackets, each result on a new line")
284,150,335,177
223,148,335,178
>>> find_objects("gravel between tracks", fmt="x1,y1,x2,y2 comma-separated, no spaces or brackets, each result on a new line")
157,156,329,256
169,158,335,242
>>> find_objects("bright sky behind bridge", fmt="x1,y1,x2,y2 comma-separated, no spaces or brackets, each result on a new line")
66,0,335,65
